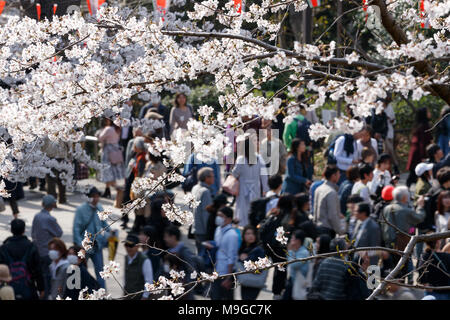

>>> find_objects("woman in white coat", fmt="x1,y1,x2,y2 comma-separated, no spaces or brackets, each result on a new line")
231,137,269,227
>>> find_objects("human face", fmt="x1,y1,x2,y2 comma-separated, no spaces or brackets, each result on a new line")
435,149,444,162
125,244,139,257
244,229,256,245
289,235,301,250
205,173,215,186
90,194,100,206
298,141,306,154
177,94,187,107
163,233,176,248
443,196,450,211
360,130,371,143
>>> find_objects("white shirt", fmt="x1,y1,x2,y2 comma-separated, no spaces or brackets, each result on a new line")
435,212,450,233
369,169,392,194
384,103,396,139
333,135,358,171
265,190,280,216
352,181,372,205
125,252,153,299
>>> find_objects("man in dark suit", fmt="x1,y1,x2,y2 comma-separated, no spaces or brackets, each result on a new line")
352,202,381,265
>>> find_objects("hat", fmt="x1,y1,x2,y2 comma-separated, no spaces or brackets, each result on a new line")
42,195,57,207
0,264,12,282
381,185,394,201
87,187,101,197
415,162,434,177
124,233,140,247
144,111,164,120
218,206,233,218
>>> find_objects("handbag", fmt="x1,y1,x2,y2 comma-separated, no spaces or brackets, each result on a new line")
108,147,124,165
292,261,314,300
223,174,239,196
235,260,268,289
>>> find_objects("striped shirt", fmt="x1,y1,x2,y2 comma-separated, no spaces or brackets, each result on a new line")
311,257,349,300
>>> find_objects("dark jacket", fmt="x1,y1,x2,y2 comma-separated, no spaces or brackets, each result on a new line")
338,180,354,216
238,243,265,262
64,264,100,300
0,235,44,299
281,156,312,195
418,250,450,294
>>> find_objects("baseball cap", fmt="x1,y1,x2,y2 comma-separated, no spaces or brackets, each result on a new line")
415,162,434,177
381,185,394,201
42,194,57,207
87,187,101,197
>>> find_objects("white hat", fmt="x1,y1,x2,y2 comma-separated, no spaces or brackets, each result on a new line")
415,162,434,177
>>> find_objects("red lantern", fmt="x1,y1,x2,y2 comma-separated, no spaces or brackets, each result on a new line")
86,0,92,15
234,0,242,13
0,1,5,16
36,3,41,21
53,3,58,15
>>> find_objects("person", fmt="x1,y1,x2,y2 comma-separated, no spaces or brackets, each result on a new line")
356,126,378,166
123,234,153,300
210,207,239,300
41,137,70,204
237,225,265,300
231,137,269,227
0,264,15,300
345,195,364,239
281,138,313,195
31,194,63,299
121,137,147,230
146,197,172,250
282,110,308,153
435,190,450,234
73,187,110,289
47,238,69,300
333,131,361,185
313,165,346,238
418,236,450,300
414,162,434,206
360,147,376,167
97,118,125,198
119,100,134,156
139,225,162,279
283,229,311,300
312,234,331,279
0,177,24,218
383,269,416,300
122,126,143,208
191,167,214,254
427,143,444,165
139,95,170,136
351,163,374,205
282,193,310,234
372,185,394,223
351,202,381,265
64,245,100,300
183,153,221,196
260,119,288,175
435,105,450,157
144,149,166,180
406,107,433,188
310,238,369,300
369,154,392,200
383,95,400,174
205,193,229,241
338,166,360,216
169,92,193,137
0,219,44,300
263,174,283,217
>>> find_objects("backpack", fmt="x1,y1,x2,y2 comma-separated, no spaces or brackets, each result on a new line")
181,165,198,193
258,214,283,256
249,195,278,228
1,245,34,300
295,117,311,146
324,134,344,165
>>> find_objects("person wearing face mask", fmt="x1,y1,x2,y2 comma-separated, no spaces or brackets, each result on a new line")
73,187,110,289
209,206,239,300
123,234,153,300
63,245,100,300
31,194,63,300
47,238,69,300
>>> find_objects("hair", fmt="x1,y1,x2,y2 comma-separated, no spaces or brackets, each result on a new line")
292,229,306,245
427,144,441,162
133,136,146,151
330,237,347,252
416,107,430,126
68,245,86,265
148,151,163,163
437,167,450,186
324,165,339,180
277,195,294,215
48,238,68,259
103,118,120,134
361,147,375,161
346,166,360,182
393,186,410,202
218,206,234,219
317,234,331,254
359,163,374,180
357,202,371,217
164,225,181,241
268,174,283,190
174,92,187,108
295,193,310,212
347,194,364,204
197,167,214,182
377,153,392,166
291,138,309,167
361,125,374,137
437,190,450,215
11,219,25,236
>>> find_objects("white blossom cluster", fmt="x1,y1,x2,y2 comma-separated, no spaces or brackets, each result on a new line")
99,261,121,280
276,226,288,245
243,257,272,272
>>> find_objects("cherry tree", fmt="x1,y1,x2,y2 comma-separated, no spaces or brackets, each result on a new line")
0,0,449,300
